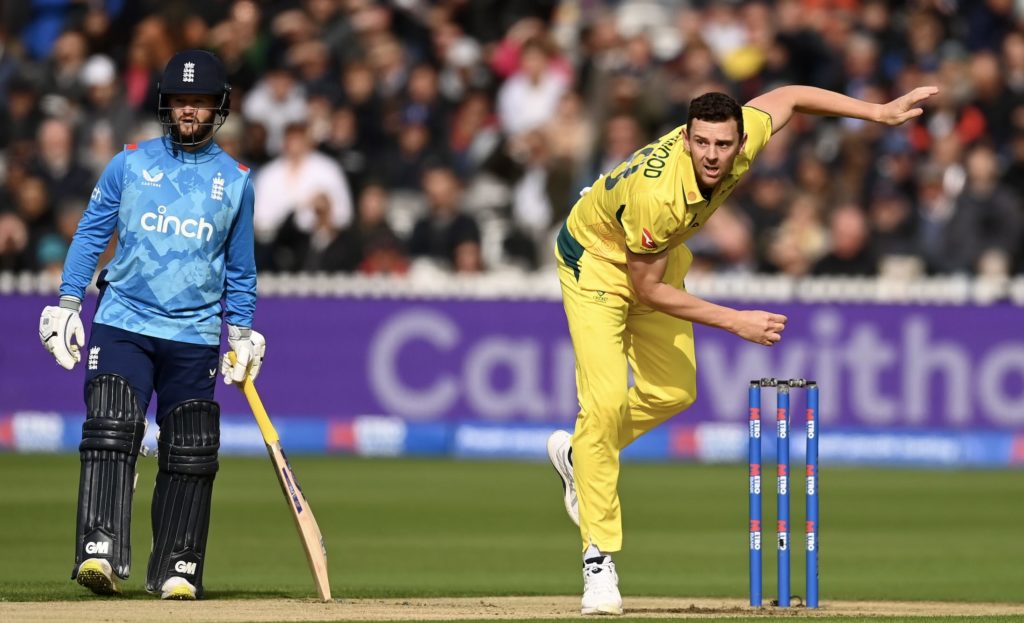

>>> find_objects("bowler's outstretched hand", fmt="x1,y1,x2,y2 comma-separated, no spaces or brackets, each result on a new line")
879,86,939,126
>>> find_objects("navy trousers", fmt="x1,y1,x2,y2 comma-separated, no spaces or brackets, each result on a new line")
84,323,220,425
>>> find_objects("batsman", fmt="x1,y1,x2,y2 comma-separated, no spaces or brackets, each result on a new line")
546,84,938,614
38,50,264,600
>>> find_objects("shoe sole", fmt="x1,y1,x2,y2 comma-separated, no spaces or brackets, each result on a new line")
582,605,624,615
162,586,197,600
547,433,579,526
76,560,119,596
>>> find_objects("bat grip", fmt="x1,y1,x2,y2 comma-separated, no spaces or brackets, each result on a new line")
228,351,280,444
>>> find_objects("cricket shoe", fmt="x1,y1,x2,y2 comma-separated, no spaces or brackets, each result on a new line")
546,430,579,526
581,555,623,615
75,558,121,596
160,576,197,600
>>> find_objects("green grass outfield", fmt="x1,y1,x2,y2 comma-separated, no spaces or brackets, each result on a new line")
1,454,1022,621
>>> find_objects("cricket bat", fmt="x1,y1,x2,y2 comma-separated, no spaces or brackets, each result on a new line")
230,353,331,601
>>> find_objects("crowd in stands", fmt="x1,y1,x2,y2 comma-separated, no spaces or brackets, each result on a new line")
2,0,1024,279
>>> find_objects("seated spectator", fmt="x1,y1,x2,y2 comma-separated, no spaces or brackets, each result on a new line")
497,37,569,137
321,107,370,196
0,212,30,270
868,185,918,261
448,91,501,180
33,118,93,205
242,65,308,155
403,63,450,148
340,183,408,274
380,120,447,191
78,54,136,148
253,122,353,269
0,77,45,150
813,203,878,276
13,176,56,270
272,193,348,272
408,166,482,271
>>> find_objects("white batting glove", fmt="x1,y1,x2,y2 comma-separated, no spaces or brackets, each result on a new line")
221,325,266,384
39,296,86,370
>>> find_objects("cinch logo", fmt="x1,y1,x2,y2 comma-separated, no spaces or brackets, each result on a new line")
174,560,197,575
183,62,195,83
140,205,214,242
85,541,109,555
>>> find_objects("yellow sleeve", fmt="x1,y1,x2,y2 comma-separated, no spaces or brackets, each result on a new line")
741,106,773,161
621,192,677,255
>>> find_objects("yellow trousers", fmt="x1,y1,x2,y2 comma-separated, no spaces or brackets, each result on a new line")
556,236,697,553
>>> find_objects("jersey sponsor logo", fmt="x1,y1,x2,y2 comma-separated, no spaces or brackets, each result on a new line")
90,186,102,202
640,228,657,249
174,560,198,575
210,173,225,201
140,205,214,242
142,169,165,186
85,541,110,555
183,62,196,83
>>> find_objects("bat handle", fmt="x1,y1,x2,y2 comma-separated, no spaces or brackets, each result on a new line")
227,351,280,444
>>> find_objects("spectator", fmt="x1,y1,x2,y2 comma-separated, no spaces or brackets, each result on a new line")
583,114,643,190
449,91,501,180
242,65,308,156
79,55,136,149
380,120,446,191
253,122,353,268
497,37,569,137
343,184,409,275
0,77,45,150
408,166,481,270
1,1,1024,278
812,203,878,276
272,193,348,273
868,185,919,265
33,119,93,206
321,107,370,195
0,212,30,270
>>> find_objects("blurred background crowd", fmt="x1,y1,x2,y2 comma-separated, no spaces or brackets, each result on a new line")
1,0,1024,279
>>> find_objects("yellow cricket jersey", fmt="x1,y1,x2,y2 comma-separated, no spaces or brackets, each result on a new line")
558,106,773,273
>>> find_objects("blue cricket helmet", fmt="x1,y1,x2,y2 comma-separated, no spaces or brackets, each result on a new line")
157,50,232,147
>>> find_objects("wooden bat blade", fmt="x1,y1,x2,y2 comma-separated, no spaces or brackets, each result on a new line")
267,440,332,602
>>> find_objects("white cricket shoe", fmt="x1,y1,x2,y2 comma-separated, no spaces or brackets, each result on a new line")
160,576,197,600
546,430,579,526
581,555,623,615
76,558,121,595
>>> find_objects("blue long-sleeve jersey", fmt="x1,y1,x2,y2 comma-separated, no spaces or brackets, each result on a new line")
61,137,256,346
